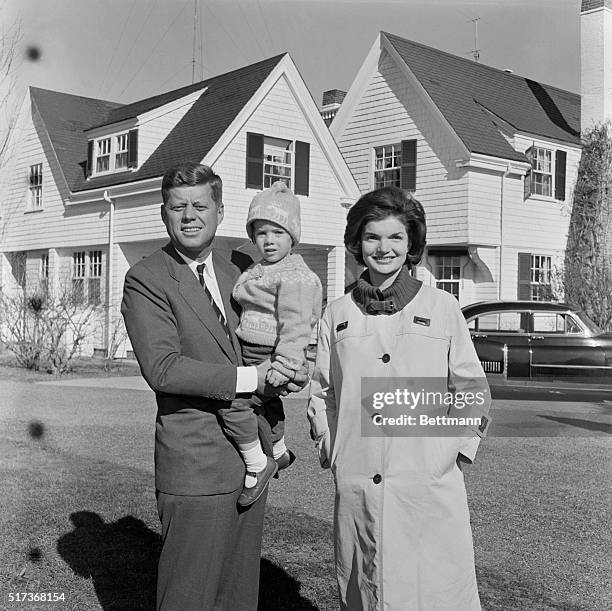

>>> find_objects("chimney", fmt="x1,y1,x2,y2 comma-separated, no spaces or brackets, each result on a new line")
320,89,346,127
581,0,612,130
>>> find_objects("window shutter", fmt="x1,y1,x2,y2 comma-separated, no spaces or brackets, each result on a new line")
87,140,94,177
400,139,417,191
517,252,532,300
294,140,310,196
246,132,264,189
128,129,138,168
555,150,566,201
523,146,533,199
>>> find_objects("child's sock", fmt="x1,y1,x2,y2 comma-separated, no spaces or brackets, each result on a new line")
238,440,268,488
272,437,288,460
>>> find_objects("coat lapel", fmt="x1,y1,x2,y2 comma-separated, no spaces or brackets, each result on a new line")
162,244,238,364
213,250,244,364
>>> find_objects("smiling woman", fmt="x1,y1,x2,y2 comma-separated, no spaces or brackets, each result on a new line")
308,186,491,610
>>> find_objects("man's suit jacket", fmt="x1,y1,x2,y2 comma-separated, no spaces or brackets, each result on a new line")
121,243,252,495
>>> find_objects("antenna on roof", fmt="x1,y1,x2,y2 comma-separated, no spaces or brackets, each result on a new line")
470,17,480,62
191,0,204,83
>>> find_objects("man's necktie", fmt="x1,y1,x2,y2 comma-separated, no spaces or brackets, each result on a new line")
196,263,232,342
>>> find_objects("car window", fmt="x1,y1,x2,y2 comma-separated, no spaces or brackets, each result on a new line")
574,310,602,334
469,311,526,333
532,312,584,334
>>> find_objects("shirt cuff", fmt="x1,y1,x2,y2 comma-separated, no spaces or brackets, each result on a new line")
236,366,258,394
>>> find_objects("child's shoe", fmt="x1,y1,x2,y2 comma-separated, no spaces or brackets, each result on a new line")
238,457,278,507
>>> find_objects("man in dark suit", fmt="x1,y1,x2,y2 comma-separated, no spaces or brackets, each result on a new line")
121,162,306,610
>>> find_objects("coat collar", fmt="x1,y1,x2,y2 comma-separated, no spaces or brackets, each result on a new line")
161,243,239,363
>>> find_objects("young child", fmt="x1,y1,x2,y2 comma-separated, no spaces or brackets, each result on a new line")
221,180,322,507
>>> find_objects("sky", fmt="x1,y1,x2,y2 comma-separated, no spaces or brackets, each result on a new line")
3,0,581,111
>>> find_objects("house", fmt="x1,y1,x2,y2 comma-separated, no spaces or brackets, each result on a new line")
0,54,360,356
330,31,584,304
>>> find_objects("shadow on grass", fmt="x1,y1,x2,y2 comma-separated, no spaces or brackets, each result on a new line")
57,512,159,610
478,566,583,611
537,415,612,434
259,558,318,610
57,510,322,610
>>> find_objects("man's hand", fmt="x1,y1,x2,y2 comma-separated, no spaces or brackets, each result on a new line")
280,361,310,394
255,360,278,396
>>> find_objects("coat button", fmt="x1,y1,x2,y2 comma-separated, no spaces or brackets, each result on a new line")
373,474,382,484
381,354,390,363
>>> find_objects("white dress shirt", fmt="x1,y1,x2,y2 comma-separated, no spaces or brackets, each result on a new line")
175,248,258,394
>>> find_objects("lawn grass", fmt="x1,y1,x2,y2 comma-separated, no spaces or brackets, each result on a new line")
0,365,610,610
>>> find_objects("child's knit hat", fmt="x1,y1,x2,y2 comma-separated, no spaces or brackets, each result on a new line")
246,181,301,246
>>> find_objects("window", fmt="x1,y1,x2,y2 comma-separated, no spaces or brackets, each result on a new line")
434,256,461,299
373,140,416,191
518,252,553,300
532,312,582,335
88,250,103,305
88,130,138,177
115,133,129,169
40,253,49,294
467,312,527,333
263,137,293,188
374,144,401,188
530,255,552,301
72,250,103,305
524,146,567,200
96,138,111,173
72,251,86,302
29,163,43,209
246,132,310,196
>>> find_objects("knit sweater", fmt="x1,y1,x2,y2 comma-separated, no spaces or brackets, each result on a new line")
232,253,322,368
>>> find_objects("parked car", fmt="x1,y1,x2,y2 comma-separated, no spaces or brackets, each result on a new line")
461,301,612,380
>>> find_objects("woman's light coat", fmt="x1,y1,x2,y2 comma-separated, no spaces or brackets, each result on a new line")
308,285,490,610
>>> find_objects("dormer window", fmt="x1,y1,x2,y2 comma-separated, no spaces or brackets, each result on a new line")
115,133,129,169
96,138,111,173
87,129,138,177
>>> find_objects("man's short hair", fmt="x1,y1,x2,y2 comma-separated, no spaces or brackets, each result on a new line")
344,186,427,267
161,162,223,207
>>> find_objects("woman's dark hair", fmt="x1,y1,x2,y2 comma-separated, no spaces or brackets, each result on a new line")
344,186,426,267
161,162,222,207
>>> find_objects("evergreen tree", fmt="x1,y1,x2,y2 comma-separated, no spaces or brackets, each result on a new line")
564,122,612,330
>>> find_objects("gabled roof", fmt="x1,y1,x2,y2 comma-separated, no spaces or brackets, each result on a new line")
335,32,581,163
384,32,581,158
31,54,286,192
30,87,122,190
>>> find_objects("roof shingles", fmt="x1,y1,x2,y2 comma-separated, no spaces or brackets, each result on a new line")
382,33,580,161
32,54,286,193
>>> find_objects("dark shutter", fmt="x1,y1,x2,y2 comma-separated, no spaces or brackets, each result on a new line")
246,132,264,189
400,139,417,191
523,146,533,199
294,140,310,196
87,140,94,177
128,129,138,168
555,150,566,201
517,252,532,300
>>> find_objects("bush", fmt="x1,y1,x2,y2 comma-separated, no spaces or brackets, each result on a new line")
0,287,100,374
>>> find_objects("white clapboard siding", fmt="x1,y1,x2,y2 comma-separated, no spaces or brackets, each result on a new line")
294,245,329,302
334,50,470,244
114,193,168,243
1,97,110,252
